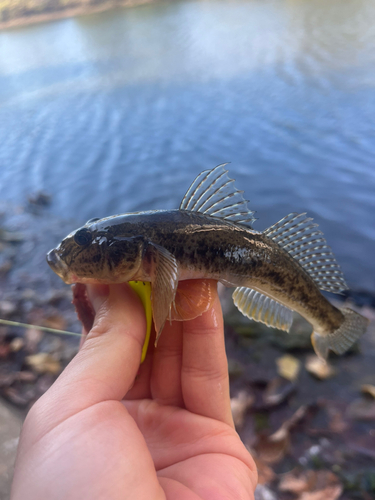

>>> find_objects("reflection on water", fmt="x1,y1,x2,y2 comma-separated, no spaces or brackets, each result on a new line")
0,0,374,291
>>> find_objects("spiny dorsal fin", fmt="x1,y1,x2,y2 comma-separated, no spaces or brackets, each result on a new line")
233,287,293,332
263,213,348,294
180,164,256,227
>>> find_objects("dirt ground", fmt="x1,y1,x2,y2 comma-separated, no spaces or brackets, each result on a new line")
0,200,374,499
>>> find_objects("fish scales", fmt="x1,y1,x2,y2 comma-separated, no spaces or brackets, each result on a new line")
47,165,368,359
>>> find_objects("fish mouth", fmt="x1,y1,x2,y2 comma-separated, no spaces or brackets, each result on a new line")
46,249,72,283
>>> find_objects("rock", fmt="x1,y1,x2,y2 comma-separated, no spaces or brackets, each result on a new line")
228,358,244,379
28,191,51,207
3,387,35,407
24,327,44,353
254,484,277,500
0,301,17,316
0,229,24,243
0,400,22,499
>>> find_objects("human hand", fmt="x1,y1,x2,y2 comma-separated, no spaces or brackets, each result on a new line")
11,282,257,500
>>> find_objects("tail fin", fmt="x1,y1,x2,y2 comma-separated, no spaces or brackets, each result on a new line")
311,308,369,360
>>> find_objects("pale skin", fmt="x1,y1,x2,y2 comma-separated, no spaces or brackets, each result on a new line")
11,281,257,500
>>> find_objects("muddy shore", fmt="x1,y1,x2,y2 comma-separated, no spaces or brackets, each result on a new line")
0,0,157,31
0,199,374,499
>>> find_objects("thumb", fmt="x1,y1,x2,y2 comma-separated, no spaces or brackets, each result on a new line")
36,283,146,423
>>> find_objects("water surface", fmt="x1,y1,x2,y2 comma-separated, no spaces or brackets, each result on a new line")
0,0,374,290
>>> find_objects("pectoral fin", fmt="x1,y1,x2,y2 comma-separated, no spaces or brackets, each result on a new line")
144,243,179,345
171,279,217,321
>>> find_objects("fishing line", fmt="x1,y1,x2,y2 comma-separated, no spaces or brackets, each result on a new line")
0,319,81,337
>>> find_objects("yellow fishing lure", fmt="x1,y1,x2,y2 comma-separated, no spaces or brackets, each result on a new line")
128,281,152,363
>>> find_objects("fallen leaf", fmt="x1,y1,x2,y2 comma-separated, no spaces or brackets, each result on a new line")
305,355,336,380
300,484,342,500
276,354,300,382
254,458,276,485
279,469,315,493
231,390,254,428
255,427,290,464
42,314,66,331
361,384,375,399
9,337,24,352
347,398,375,421
279,470,342,500
328,410,348,433
255,405,308,464
26,353,61,375
263,377,295,407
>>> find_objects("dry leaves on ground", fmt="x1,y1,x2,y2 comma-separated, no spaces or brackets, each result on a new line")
231,390,254,427
255,405,308,464
305,355,336,380
361,384,375,399
26,353,61,375
279,469,343,500
263,377,296,407
276,354,301,382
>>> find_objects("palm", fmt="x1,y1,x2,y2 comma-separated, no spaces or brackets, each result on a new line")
123,399,255,499
11,283,256,500
121,313,255,499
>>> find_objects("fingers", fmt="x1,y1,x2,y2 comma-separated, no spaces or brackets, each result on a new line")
149,320,184,407
27,283,146,440
181,290,234,427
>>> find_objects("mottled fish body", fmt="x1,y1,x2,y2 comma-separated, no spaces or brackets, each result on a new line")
47,165,368,359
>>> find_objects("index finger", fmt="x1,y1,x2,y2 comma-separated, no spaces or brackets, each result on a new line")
181,286,234,427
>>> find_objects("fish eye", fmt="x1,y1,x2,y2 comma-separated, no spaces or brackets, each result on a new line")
74,228,92,246
86,218,100,224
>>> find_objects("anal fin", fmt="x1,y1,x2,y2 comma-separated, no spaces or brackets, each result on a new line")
232,287,293,332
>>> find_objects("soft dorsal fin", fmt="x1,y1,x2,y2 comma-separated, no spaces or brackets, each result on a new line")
263,213,348,294
180,164,256,227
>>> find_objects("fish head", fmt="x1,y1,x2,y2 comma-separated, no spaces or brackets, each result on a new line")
46,218,145,285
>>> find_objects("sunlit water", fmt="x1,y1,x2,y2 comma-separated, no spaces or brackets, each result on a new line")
0,0,374,291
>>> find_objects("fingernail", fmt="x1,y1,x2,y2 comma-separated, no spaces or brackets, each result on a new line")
86,284,109,313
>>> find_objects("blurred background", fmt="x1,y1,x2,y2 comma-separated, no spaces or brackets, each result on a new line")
0,1,374,499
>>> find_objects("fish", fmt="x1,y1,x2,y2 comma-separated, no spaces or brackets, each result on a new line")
47,164,368,359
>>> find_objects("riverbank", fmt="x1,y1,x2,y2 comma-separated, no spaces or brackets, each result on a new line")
0,0,157,31
0,199,374,498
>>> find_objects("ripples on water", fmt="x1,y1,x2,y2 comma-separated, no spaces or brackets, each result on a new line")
0,0,374,291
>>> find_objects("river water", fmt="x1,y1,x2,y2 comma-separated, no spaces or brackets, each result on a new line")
0,0,374,291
